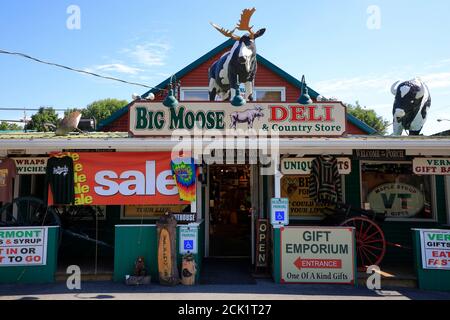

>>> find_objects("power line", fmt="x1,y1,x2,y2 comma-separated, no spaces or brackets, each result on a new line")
0,49,167,92
0,107,71,111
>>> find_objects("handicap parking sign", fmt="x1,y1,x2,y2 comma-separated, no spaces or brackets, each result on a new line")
271,198,289,226
275,211,284,221
184,240,194,251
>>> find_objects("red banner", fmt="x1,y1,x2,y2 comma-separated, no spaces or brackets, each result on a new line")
49,152,189,206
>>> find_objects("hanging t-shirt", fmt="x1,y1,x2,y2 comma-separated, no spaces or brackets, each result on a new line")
309,155,342,205
0,158,17,205
46,156,74,205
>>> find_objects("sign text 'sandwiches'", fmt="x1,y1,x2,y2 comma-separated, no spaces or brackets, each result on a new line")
129,102,347,136
280,227,355,284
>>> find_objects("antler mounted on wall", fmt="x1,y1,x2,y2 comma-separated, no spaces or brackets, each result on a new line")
210,7,258,40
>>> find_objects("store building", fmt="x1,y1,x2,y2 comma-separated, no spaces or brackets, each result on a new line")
1,39,450,285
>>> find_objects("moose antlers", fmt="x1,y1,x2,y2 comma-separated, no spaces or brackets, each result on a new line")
211,7,258,40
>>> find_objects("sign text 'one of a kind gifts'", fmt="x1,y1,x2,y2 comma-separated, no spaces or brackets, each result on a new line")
280,227,355,284
48,152,189,206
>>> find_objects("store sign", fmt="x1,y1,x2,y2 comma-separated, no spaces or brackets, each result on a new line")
179,226,198,254
271,198,289,226
123,205,186,219
280,227,355,284
129,102,347,137
256,219,269,268
48,152,188,206
13,157,48,175
0,227,48,266
281,157,351,175
367,183,424,218
420,229,450,270
353,149,406,161
281,176,327,217
413,158,450,175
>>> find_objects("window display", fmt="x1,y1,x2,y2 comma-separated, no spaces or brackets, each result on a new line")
281,175,329,217
361,162,434,220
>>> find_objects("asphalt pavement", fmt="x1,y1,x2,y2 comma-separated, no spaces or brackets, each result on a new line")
0,279,449,300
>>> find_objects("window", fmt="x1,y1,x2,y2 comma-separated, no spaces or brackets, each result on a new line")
254,88,286,102
281,174,345,219
360,162,435,221
180,88,210,101
180,87,286,102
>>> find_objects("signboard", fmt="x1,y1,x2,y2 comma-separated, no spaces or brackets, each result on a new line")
0,227,48,266
281,157,351,175
13,157,48,175
129,102,347,137
413,158,450,175
280,227,355,284
367,182,424,218
123,205,187,219
420,229,450,270
271,198,289,226
179,226,198,254
281,176,327,217
353,149,406,161
48,152,189,206
255,219,269,268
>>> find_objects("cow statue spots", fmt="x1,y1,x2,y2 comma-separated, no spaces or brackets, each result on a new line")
208,8,266,103
391,78,431,135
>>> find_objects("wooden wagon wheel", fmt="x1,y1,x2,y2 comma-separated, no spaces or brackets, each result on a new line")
340,216,386,271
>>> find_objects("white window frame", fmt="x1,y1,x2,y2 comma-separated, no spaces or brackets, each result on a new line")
180,86,286,102
254,87,286,102
359,160,438,222
180,87,210,101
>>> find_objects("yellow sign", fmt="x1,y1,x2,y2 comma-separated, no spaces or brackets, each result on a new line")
281,176,328,217
280,227,355,284
123,205,186,219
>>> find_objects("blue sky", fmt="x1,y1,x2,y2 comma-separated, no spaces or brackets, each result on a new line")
1,0,450,135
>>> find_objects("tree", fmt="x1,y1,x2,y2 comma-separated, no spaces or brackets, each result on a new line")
0,121,22,131
81,98,128,124
25,107,59,132
345,101,389,135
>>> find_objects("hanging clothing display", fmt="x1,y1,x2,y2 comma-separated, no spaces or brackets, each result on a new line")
0,158,17,205
45,155,75,205
171,157,197,202
309,155,342,205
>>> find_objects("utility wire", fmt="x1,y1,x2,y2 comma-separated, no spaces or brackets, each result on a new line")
0,49,168,92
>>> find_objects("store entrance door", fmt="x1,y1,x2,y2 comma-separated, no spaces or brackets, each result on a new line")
208,165,252,257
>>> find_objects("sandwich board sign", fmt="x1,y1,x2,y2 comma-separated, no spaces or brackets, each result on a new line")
271,198,289,226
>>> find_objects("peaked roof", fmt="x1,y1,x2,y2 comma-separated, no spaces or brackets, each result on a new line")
99,39,377,134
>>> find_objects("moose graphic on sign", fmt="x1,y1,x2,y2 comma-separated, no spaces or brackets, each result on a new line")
208,8,266,103
229,105,264,129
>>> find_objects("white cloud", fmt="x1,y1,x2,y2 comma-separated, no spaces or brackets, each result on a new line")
122,42,171,67
420,72,450,89
85,63,143,75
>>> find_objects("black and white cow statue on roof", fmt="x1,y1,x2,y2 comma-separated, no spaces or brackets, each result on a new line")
391,78,431,135
208,8,266,102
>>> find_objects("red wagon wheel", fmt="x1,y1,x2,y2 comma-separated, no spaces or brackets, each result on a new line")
340,216,386,271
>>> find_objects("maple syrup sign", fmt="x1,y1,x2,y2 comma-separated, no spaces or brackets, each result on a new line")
129,102,347,136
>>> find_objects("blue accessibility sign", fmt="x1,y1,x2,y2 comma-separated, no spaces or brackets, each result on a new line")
275,211,285,221
184,240,194,251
